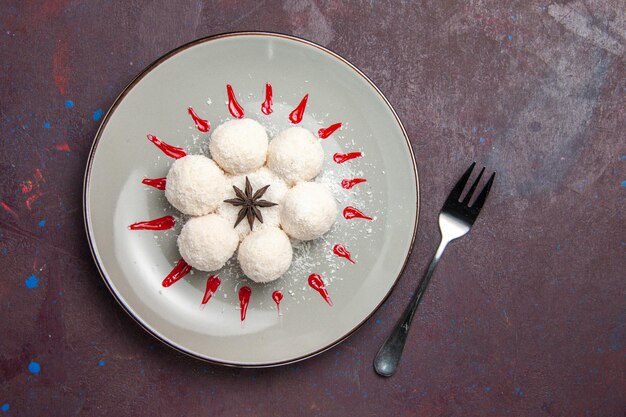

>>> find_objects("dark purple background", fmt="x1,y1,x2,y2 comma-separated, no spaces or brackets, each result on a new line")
1,1,624,416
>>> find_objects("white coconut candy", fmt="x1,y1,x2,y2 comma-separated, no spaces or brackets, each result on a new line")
267,127,323,185
280,182,337,241
177,214,239,271
209,118,268,174
238,227,293,283
165,155,227,216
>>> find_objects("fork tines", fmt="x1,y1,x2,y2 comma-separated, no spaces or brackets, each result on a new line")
446,162,496,216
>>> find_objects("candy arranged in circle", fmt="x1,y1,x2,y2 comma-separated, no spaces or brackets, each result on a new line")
129,83,373,322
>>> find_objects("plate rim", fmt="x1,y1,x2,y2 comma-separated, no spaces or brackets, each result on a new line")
83,31,420,368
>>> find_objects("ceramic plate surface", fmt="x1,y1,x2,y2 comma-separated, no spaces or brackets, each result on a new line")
84,32,419,366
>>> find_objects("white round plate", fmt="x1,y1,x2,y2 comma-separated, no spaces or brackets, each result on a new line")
84,32,419,367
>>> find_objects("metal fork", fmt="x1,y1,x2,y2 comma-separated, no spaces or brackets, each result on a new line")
374,162,496,377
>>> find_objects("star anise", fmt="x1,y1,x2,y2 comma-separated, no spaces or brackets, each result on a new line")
224,177,277,230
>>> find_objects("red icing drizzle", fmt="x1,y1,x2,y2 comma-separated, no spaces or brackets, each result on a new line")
272,290,283,314
261,83,273,115
333,152,362,164
308,274,333,306
147,134,186,159
289,94,308,124
142,177,166,190
333,244,355,264
162,259,192,287
226,84,244,119
187,107,210,132
318,122,342,139
201,275,221,308
343,206,373,221
239,286,252,322
341,178,367,189
128,215,175,230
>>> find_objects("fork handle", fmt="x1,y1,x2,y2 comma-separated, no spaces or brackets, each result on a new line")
373,239,448,377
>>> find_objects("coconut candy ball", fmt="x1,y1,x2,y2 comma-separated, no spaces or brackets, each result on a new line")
177,214,239,271
209,118,268,175
267,127,324,185
237,227,293,283
279,181,337,241
164,155,227,216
